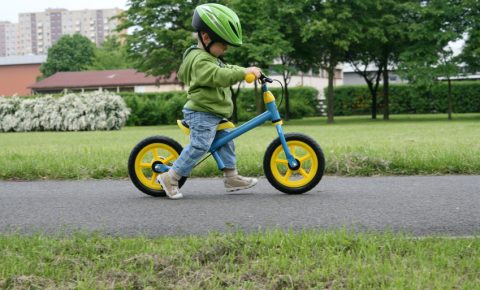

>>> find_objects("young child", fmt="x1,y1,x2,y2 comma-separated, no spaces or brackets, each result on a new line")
157,3,262,199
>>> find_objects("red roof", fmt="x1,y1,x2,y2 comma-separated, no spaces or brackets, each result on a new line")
30,69,178,89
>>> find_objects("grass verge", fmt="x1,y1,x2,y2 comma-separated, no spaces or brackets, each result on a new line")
0,230,478,289
0,113,479,180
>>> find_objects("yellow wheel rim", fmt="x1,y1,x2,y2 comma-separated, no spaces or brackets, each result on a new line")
134,143,180,190
270,140,318,188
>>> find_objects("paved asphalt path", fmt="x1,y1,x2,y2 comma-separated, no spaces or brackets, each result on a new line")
0,176,479,237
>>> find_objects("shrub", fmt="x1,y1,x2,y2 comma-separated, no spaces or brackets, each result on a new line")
121,86,319,125
331,82,480,115
0,92,130,132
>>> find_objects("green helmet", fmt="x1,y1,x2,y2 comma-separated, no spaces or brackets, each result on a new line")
192,3,242,47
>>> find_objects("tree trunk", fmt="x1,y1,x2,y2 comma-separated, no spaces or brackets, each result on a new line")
447,77,452,120
357,66,382,120
382,63,390,120
371,90,377,119
327,66,335,124
365,79,377,120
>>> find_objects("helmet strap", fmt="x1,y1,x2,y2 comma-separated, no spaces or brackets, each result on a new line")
197,31,216,54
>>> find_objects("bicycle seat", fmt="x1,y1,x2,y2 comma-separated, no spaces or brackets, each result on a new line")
176,119,235,135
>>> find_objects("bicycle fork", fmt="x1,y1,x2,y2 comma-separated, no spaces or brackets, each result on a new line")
263,86,299,170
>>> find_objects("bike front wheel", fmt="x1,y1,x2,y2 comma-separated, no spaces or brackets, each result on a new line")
128,136,187,197
263,133,325,194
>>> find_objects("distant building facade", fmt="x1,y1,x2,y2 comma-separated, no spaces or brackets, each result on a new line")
0,55,46,96
342,64,407,86
0,21,18,56
15,8,124,55
30,69,183,94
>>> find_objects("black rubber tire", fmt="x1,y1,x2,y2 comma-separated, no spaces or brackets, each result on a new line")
263,133,325,194
128,136,187,197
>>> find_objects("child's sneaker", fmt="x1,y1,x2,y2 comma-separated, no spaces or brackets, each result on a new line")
224,175,258,192
156,172,183,199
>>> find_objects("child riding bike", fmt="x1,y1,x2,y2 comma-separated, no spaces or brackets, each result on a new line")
157,3,262,199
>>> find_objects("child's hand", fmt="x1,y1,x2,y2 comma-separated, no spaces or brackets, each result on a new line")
245,67,262,79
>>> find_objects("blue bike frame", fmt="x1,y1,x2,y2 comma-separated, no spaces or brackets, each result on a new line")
209,82,298,170
153,80,298,174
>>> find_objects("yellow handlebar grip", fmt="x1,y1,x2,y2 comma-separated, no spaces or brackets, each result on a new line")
245,73,256,83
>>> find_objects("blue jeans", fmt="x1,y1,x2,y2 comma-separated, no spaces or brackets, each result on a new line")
172,109,236,176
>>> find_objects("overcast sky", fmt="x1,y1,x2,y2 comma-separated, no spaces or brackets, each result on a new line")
0,0,128,22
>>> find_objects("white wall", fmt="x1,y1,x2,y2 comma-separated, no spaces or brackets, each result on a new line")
134,84,184,93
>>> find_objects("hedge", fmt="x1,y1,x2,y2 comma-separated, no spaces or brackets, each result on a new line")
0,92,130,132
120,86,319,126
331,81,480,115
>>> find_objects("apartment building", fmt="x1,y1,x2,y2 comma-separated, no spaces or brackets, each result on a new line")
0,21,18,57
17,8,123,55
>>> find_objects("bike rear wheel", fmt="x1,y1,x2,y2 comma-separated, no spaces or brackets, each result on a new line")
263,133,325,194
128,136,187,197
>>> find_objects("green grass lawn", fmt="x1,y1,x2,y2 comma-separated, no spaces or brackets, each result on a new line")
0,230,478,289
0,113,479,180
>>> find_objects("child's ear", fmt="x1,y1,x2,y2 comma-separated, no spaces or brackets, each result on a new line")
201,32,211,43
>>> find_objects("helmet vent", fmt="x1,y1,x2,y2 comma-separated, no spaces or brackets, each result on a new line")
229,21,239,37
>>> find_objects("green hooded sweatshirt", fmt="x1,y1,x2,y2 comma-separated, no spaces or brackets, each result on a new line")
177,46,245,118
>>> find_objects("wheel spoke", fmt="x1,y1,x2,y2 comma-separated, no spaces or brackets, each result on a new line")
299,168,309,178
275,158,289,164
284,169,292,182
140,162,151,168
299,154,311,162
152,149,162,161
149,174,158,187
162,154,175,164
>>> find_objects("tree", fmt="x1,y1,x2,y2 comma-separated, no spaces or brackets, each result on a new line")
272,2,306,121
40,34,96,78
398,0,468,120
226,0,286,121
345,1,384,119
88,36,134,70
302,0,363,123
351,0,466,121
117,0,206,77
375,0,417,121
461,31,480,73
400,47,460,120
438,49,461,120
460,0,480,73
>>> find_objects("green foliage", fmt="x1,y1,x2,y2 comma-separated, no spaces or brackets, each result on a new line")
237,87,319,121
117,0,204,77
40,34,96,77
460,0,480,72
120,92,186,126
300,0,367,122
87,36,134,70
225,0,286,68
332,82,480,115
460,30,480,73
121,87,319,126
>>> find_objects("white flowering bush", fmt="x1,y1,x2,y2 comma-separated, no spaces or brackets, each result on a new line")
0,92,130,132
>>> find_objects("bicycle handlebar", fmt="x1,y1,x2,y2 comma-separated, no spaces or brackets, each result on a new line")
245,73,256,83
245,73,273,84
